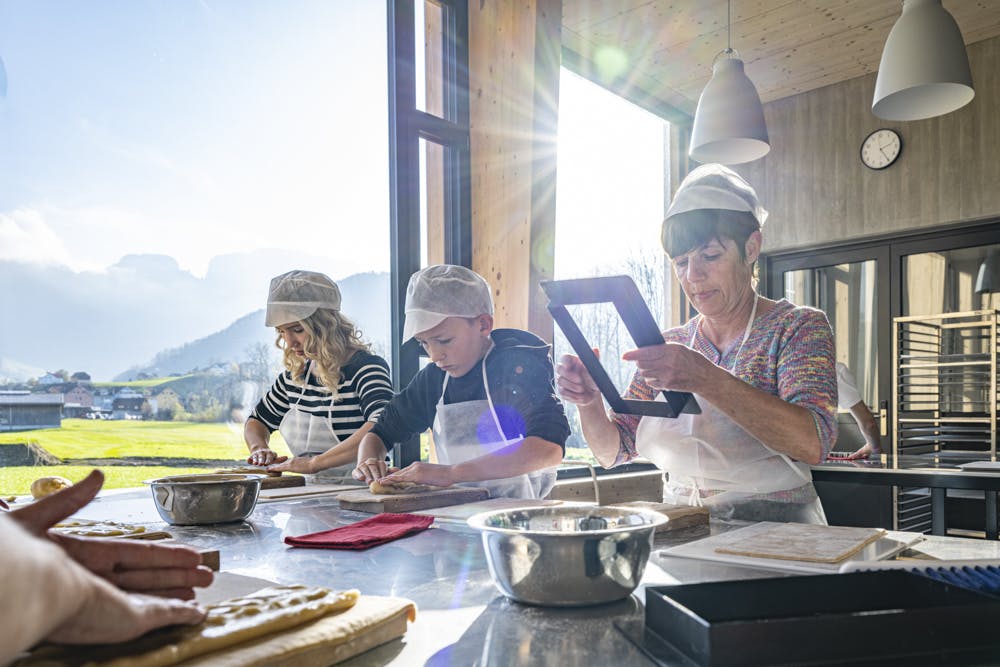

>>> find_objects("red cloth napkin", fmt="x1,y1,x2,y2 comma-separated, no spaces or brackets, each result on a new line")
284,513,434,550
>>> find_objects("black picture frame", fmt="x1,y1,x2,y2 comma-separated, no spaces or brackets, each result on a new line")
541,275,700,418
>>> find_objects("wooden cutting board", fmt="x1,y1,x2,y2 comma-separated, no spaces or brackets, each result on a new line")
338,486,490,513
258,483,362,502
261,475,305,490
613,501,710,533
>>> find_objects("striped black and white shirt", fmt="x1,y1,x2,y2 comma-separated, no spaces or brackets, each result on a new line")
248,351,392,440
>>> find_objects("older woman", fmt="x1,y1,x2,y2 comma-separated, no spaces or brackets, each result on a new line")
245,270,393,481
556,164,837,524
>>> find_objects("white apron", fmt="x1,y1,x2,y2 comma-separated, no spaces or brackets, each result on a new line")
278,364,356,483
634,297,826,524
431,346,556,499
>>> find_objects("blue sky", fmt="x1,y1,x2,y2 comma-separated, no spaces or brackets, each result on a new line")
0,1,665,280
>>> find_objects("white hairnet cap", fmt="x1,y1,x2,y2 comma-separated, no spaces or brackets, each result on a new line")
265,270,342,327
403,264,493,341
664,163,768,226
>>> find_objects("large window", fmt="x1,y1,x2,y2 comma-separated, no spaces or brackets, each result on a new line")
552,69,668,463
0,2,390,492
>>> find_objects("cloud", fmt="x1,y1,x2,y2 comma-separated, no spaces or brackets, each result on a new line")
0,208,79,267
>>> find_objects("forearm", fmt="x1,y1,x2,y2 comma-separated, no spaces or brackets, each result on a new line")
699,369,825,465
852,405,882,451
451,437,564,483
357,432,389,465
304,422,375,471
244,418,271,453
577,401,625,468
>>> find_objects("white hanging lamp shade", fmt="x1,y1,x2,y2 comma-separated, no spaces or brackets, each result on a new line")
689,51,770,165
872,0,974,121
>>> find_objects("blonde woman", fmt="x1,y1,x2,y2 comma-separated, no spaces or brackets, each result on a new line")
244,271,392,481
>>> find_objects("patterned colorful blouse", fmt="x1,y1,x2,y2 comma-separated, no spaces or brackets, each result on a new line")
610,298,838,478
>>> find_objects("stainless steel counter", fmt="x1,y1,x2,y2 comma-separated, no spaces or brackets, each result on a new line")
74,489,1000,666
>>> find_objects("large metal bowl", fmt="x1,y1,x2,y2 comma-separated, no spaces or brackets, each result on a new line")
467,505,667,607
145,474,264,525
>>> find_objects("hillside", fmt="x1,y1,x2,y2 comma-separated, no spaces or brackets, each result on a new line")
115,271,390,381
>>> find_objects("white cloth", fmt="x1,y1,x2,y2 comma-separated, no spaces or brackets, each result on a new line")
0,515,92,664
278,364,355,482
402,265,493,341
431,346,556,499
835,362,863,410
632,297,825,524
664,163,768,225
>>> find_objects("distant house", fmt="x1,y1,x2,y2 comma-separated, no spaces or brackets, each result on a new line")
0,392,64,431
112,389,147,420
37,372,64,386
62,384,95,418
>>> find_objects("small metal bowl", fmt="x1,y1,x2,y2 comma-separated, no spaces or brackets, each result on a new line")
144,474,264,525
467,505,667,607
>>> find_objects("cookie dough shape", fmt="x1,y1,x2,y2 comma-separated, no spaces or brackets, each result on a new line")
30,476,72,499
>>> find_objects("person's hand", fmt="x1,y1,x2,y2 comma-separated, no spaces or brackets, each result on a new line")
48,576,205,645
555,352,601,407
267,456,315,475
846,444,880,460
353,457,397,484
12,469,214,599
247,447,287,467
380,462,456,488
49,534,214,600
622,342,713,392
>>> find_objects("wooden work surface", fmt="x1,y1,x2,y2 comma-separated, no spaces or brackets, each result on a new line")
258,483,361,502
338,486,490,513
260,474,305,490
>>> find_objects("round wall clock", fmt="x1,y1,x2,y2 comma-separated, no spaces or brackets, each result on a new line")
860,128,902,170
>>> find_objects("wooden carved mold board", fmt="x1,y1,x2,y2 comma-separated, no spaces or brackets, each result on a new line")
662,522,925,575
714,522,886,563
338,486,490,513
258,483,362,502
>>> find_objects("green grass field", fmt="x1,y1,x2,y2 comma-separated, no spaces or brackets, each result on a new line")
0,419,290,460
91,376,193,388
0,419,291,495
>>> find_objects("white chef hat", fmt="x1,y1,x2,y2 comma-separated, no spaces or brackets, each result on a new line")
664,163,768,226
265,270,342,327
402,264,493,341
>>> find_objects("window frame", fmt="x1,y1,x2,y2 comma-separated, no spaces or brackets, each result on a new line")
387,0,471,466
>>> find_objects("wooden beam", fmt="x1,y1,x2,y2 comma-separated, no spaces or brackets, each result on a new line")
468,0,562,340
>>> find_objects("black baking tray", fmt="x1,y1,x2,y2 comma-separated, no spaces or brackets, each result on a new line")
637,571,1000,666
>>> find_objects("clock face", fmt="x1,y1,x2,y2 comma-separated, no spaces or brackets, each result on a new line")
861,129,901,170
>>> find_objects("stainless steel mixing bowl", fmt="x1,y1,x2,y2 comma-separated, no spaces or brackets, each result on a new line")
467,505,667,607
145,473,264,525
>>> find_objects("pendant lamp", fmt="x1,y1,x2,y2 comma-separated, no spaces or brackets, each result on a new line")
689,0,769,165
873,0,974,121
975,250,999,295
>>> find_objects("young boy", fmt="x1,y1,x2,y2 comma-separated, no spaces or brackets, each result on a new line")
354,264,569,499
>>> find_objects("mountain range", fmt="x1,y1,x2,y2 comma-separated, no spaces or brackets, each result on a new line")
0,252,389,381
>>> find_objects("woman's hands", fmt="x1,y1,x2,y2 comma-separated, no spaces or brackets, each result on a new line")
555,352,601,407
247,447,287,467
47,578,205,645
11,470,214,600
621,342,716,393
